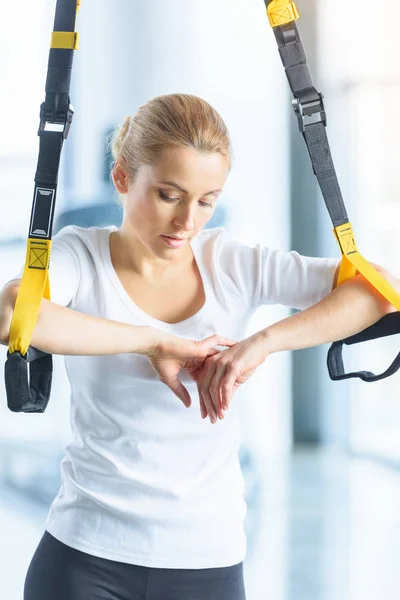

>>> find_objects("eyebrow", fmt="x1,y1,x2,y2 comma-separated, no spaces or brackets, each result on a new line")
158,180,221,196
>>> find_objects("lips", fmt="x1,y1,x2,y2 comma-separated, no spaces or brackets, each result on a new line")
163,235,187,240
161,234,188,248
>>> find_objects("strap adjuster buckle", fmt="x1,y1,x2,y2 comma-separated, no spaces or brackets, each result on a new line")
38,103,75,140
292,93,327,133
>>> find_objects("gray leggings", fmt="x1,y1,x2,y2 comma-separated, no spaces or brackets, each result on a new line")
24,531,247,600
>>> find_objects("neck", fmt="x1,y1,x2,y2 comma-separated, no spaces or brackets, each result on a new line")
110,229,193,282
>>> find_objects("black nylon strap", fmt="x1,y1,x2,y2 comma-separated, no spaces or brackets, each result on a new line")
29,127,65,244
265,4,400,383
46,49,74,95
43,0,78,120
53,0,78,31
303,124,348,227
35,132,64,186
272,21,348,227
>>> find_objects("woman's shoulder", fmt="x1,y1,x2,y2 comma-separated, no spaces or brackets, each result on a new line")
54,224,114,243
194,226,229,248
53,224,115,256
195,226,258,260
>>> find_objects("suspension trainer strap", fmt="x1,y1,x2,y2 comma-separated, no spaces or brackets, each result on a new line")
264,0,400,382
5,0,81,413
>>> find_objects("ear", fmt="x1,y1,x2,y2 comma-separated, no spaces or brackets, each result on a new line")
112,161,129,194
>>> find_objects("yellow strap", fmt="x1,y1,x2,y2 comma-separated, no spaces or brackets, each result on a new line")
8,239,52,357
267,0,300,27
334,223,400,310
51,31,80,50
336,255,356,286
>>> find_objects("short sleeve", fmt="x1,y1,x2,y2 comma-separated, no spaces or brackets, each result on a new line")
216,230,340,312
257,246,339,310
8,226,81,308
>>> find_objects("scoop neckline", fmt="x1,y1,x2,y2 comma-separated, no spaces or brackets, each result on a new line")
100,226,210,332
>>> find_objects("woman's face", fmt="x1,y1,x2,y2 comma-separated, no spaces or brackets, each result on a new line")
115,146,230,258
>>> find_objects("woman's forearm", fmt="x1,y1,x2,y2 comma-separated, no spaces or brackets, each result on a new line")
30,300,159,356
258,270,400,354
0,287,158,356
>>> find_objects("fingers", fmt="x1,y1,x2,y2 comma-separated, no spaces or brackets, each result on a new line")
196,358,217,423
198,356,243,422
220,363,238,410
198,376,217,422
162,377,192,408
197,335,236,356
197,357,226,424
219,338,236,347
205,348,220,358
208,362,228,417
199,393,208,420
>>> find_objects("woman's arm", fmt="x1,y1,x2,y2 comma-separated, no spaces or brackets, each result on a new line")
0,280,160,356
0,280,236,407
0,281,234,359
193,263,400,422
258,264,399,354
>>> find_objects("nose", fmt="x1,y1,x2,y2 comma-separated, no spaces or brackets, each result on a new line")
173,203,196,232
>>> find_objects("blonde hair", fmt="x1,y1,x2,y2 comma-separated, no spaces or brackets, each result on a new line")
109,94,232,187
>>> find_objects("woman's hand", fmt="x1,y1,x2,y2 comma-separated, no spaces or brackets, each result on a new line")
147,332,236,407
190,332,270,424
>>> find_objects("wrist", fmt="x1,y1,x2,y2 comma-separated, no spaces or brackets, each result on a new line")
130,325,163,357
253,328,275,358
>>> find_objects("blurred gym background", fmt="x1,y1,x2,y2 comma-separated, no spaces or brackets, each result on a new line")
1,1,400,598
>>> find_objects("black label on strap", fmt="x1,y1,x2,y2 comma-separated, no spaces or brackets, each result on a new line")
30,187,56,238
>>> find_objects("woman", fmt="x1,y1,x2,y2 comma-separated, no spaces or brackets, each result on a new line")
0,94,397,600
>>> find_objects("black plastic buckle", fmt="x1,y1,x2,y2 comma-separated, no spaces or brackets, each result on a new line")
292,93,327,133
38,101,75,140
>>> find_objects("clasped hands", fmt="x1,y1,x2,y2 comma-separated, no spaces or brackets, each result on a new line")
148,331,270,424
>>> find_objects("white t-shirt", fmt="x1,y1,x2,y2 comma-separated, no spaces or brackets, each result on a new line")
13,225,339,569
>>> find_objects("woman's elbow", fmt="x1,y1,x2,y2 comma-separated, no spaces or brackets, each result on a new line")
368,263,399,315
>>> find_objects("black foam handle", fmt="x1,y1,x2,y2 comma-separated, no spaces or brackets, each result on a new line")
5,348,53,413
342,312,400,346
327,313,400,383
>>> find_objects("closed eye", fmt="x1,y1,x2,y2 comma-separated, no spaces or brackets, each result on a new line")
159,190,179,201
158,190,212,207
